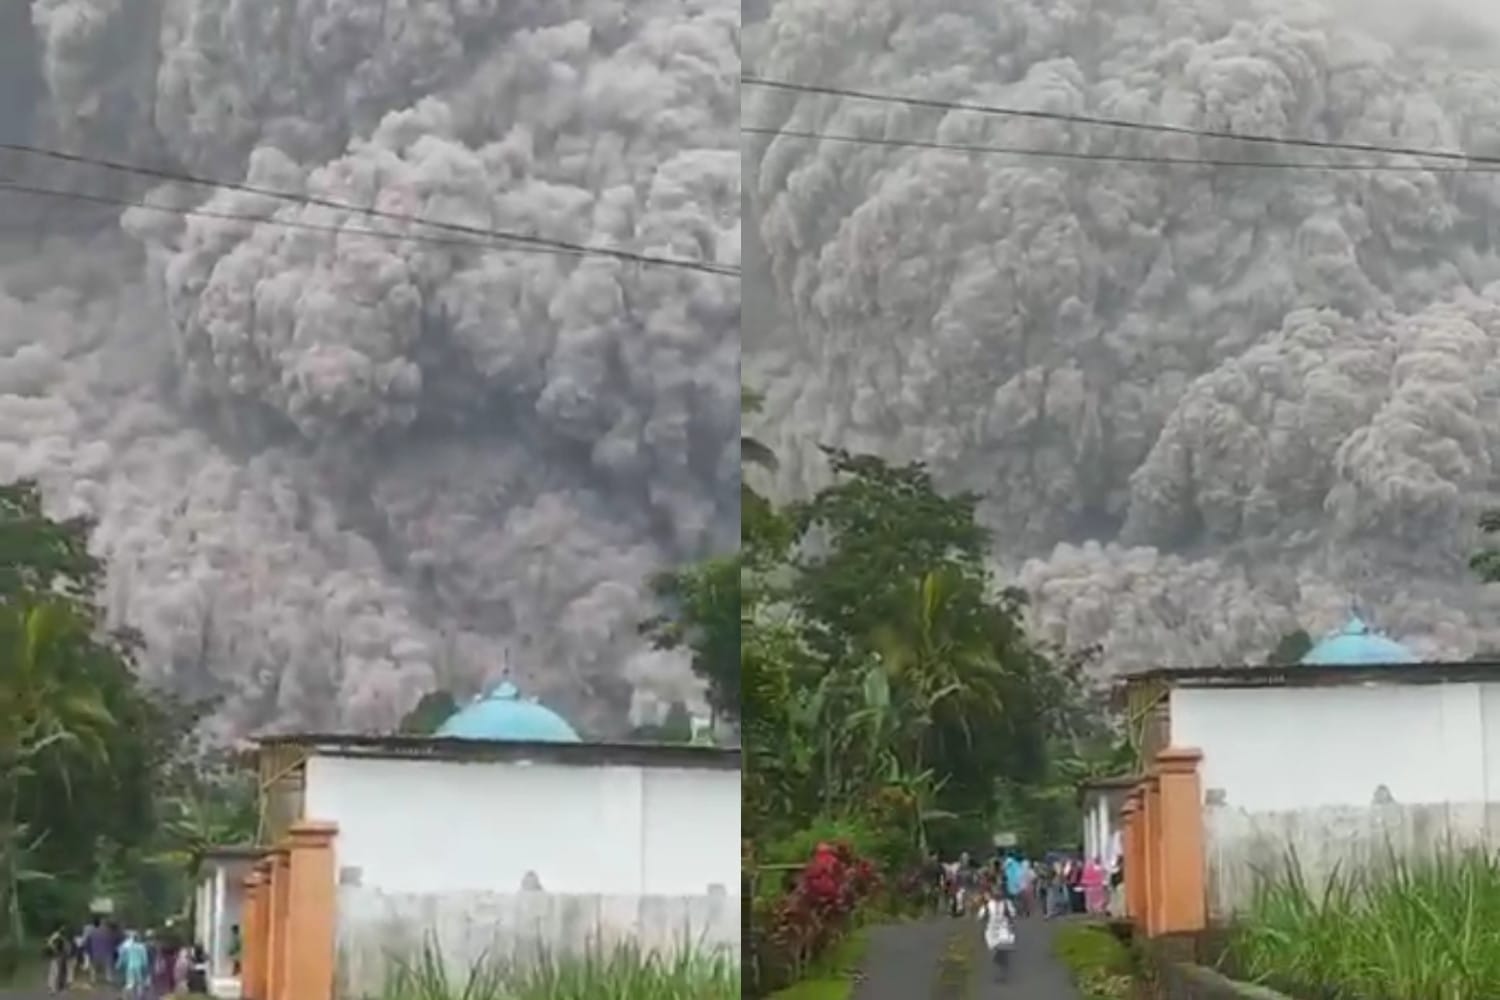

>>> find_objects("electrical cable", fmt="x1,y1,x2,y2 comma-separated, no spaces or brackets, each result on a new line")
741,76,1498,168
0,141,738,277
741,125,1500,173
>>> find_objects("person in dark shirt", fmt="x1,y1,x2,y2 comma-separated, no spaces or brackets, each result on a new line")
44,924,70,994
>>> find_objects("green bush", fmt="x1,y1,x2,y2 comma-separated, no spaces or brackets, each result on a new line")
759,816,913,881
1053,922,1133,1000
1229,847,1500,1000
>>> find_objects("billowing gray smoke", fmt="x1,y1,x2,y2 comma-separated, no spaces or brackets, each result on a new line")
0,0,739,740
745,0,1500,671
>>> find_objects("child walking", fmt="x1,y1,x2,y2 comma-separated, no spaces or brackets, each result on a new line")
977,884,1018,980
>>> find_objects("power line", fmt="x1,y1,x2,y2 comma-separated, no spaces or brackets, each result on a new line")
0,178,587,259
742,76,1499,168
0,140,738,278
742,125,1500,174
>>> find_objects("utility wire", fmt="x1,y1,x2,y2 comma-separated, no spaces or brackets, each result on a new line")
0,179,588,259
0,140,738,278
742,125,1500,174
742,76,1499,168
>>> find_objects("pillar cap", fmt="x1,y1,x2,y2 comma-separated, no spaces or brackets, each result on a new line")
288,819,339,844
1156,746,1203,774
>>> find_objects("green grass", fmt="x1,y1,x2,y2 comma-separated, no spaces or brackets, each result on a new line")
766,929,869,1000
1052,922,1133,1000
1228,847,1500,1000
376,937,738,1000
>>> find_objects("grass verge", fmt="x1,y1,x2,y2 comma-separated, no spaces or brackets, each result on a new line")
768,929,870,1000
1229,847,1500,1000
378,937,738,1000
1052,921,1133,1000
931,922,974,1000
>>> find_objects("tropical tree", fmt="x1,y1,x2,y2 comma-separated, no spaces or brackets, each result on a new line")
399,690,459,734
1266,629,1312,665
0,600,115,956
0,480,199,962
1473,509,1500,583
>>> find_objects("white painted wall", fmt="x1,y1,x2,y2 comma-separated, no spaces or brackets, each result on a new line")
1171,684,1483,812
1168,682,1500,918
304,754,740,897
302,753,741,994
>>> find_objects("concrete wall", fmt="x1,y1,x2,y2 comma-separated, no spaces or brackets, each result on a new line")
302,753,740,996
1170,682,1500,918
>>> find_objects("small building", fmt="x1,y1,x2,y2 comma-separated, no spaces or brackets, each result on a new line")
228,682,740,1000
191,846,261,997
1102,618,1500,936
1078,775,1132,869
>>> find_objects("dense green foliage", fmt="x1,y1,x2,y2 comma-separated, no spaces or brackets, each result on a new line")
1230,848,1500,1000
1265,629,1312,665
734,437,1116,856
652,392,1123,996
0,480,254,971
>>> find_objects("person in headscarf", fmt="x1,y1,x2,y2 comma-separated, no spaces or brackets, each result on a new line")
1082,855,1108,915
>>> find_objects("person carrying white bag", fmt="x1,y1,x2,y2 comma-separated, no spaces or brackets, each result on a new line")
978,884,1018,979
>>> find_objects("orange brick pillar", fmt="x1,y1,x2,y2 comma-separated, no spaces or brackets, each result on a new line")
1142,774,1162,936
244,862,271,1000
1155,747,1207,934
1120,792,1140,921
267,847,291,1000
284,820,340,1000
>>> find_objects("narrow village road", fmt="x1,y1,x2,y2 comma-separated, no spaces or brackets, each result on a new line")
972,915,1084,999
848,917,953,1000
849,913,1082,999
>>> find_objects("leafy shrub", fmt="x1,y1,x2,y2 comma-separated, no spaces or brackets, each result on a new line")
760,816,912,880
749,838,880,994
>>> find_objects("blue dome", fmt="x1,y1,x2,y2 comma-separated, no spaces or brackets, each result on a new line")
435,682,581,742
1301,616,1416,666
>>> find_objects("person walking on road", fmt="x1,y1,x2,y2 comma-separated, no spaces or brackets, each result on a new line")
1082,855,1108,915
977,883,1019,980
44,924,71,994
84,914,115,987
117,929,150,1000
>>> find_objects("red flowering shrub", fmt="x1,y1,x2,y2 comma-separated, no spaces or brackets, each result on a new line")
759,839,882,985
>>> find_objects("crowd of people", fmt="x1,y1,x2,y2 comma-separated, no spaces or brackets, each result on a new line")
932,848,1122,920
43,915,232,998
926,847,1123,978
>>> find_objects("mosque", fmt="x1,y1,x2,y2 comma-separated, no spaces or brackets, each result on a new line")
193,680,740,1000
434,681,586,741
1297,615,1418,666
1086,614,1500,938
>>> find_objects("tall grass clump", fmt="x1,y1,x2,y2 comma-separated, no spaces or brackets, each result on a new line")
1229,846,1500,1000
377,935,739,1000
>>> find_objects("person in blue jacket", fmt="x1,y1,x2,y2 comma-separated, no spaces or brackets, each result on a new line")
116,929,150,1000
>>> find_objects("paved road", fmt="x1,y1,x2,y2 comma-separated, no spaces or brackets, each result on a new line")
973,915,1083,999
848,917,954,1000
849,913,1082,999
